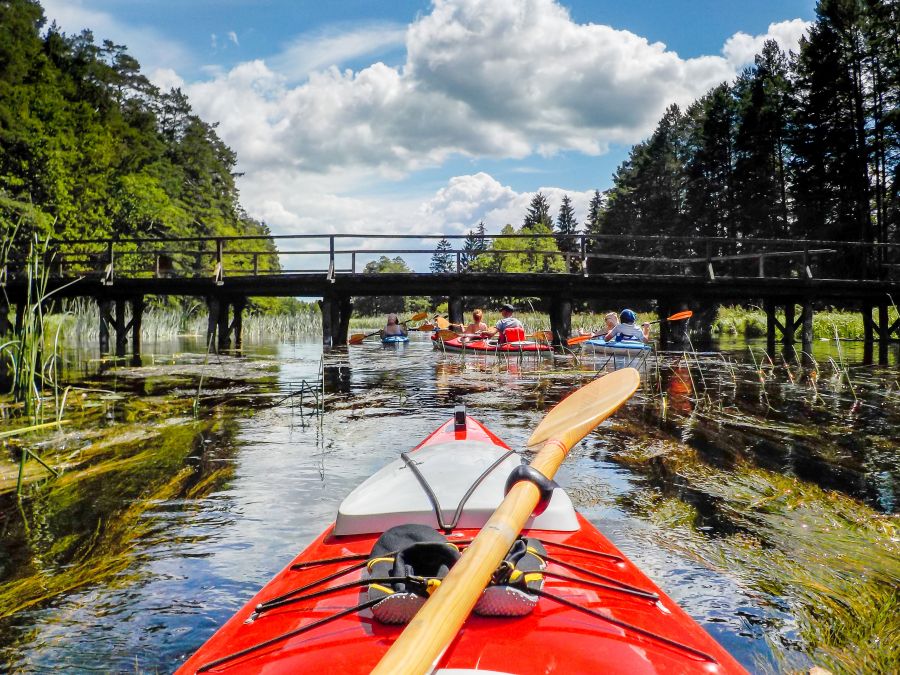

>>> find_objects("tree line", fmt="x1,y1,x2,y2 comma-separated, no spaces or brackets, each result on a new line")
594,0,898,277
0,0,279,279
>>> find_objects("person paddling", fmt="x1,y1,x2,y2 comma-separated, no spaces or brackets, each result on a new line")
604,308,650,343
486,303,525,344
383,313,408,337
451,309,489,343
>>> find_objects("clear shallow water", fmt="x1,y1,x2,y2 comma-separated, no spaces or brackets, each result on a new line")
0,333,897,673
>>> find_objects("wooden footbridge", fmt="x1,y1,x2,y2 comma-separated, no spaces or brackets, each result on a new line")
1,233,898,363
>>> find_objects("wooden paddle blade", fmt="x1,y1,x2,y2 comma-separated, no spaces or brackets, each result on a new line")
435,316,451,330
527,368,640,449
667,310,693,321
566,334,594,346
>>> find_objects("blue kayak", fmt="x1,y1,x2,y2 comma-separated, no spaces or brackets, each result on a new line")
584,338,650,354
382,335,410,344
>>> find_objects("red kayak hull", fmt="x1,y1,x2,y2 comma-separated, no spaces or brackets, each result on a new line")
432,335,552,354
177,418,746,675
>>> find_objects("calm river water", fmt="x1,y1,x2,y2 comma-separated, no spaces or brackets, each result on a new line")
0,333,897,673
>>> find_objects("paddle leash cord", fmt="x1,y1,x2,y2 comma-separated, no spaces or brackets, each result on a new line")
400,449,516,533
532,589,719,664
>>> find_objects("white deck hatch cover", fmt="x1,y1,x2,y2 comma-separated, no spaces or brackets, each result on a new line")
334,440,578,535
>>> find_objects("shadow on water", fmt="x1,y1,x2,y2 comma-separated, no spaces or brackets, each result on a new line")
0,333,897,673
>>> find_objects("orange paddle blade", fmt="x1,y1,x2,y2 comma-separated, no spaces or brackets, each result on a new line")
348,333,366,345
407,311,428,323
419,322,435,331
566,334,594,346
667,310,693,321
434,329,459,341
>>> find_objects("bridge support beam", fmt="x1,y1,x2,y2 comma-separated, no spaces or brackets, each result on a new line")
217,300,231,352
764,300,811,356
231,297,245,351
98,299,112,355
319,295,352,347
115,299,128,357
206,297,220,352
131,296,144,366
448,297,464,326
549,297,572,349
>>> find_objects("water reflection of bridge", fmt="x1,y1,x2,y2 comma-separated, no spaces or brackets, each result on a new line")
2,234,898,363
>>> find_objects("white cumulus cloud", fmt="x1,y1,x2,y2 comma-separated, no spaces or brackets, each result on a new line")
722,18,810,67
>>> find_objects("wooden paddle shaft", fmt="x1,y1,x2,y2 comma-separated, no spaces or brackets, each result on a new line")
370,441,568,675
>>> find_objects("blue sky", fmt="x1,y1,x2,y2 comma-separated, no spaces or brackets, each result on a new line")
42,1,816,242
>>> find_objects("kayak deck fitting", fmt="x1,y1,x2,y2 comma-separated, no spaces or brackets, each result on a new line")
177,410,746,674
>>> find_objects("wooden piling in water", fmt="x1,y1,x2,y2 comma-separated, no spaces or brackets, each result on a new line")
448,296,464,326
131,296,144,366
232,297,245,350
217,300,231,351
549,297,572,349
115,299,128,357
206,297,220,352
98,298,112,354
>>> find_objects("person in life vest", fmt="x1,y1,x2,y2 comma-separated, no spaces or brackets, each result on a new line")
383,313,408,337
604,308,650,342
486,303,525,343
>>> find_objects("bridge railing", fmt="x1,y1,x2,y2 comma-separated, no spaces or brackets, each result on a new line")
4,233,898,283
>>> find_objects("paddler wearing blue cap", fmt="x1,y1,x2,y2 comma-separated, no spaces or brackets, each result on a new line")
603,308,651,343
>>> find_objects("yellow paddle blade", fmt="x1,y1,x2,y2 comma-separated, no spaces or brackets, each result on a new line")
528,368,640,449
667,310,693,321
435,316,451,330
529,330,552,342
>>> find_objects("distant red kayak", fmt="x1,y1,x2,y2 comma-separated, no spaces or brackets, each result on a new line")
432,333,552,354
177,413,746,675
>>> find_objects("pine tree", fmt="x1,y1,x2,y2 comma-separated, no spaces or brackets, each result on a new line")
523,192,552,229
461,221,488,270
555,194,579,269
430,237,454,273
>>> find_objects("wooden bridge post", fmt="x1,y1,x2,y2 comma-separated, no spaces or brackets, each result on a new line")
862,302,874,364
336,297,352,345
206,297,220,353
657,300,672,348
549,297,572,349
232,297,245,351
765,300,777,355
217,299,231,351
114,299,128,357
782,302,796,346
131,296,144,366
98,299,112,355
800,302,813,357
319,296,334,347
878,302,889,364
448,297,464,326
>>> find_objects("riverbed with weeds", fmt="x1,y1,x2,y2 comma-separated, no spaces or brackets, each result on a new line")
0,333,897,673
